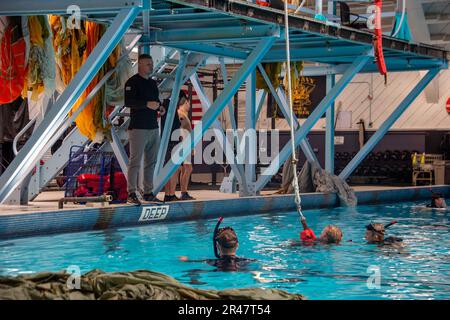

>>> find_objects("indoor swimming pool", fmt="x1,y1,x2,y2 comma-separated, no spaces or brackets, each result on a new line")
1,201,449,300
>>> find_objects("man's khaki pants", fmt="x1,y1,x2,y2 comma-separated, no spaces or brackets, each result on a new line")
127,128,160,194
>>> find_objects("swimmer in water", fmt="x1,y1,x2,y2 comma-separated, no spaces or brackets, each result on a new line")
179,217,255,271
365,221,403,247
427,192,447,209
300,217,343,244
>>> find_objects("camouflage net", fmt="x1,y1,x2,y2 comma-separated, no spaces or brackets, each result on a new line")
0,269,305,300
278,159,357,207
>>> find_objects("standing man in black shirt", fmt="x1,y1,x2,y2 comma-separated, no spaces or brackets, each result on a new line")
124,54,165,204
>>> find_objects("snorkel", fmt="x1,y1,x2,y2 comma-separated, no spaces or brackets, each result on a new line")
213,217,224,258
366,220,397,232
384,220,398,229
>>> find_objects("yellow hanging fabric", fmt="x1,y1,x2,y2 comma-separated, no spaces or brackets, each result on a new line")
49,15,86,89
256,62,282,91
27,16,46,100
285,61,304,94
49,17,127,141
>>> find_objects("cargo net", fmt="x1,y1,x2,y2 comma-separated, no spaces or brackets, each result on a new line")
64,146,127,202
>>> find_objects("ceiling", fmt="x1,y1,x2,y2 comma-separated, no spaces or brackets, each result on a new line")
423,0,450,50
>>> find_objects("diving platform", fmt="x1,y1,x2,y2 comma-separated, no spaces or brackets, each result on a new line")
145,0,448,72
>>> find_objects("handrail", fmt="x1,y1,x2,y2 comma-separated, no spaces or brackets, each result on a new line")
109,49,178,125
13,116,37,155
151,49,177,75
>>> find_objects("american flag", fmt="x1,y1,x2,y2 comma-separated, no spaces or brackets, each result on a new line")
182,76,204,129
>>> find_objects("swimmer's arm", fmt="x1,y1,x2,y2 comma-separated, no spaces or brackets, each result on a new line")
178,256,212,264
300,217,310,231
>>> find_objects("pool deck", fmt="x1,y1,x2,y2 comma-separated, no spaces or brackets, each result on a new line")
0,185,448,239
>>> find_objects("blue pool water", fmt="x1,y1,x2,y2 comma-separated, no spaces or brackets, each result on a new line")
0,201,449,300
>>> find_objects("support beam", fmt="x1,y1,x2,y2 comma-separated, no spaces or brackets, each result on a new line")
255,90,267,121
0,0,145,15
28,127,88,201
406,0,442,103
425,14,450,25
325,0,336,174
158,52,206,98
155,52,188,178
276,88,321,166
265,46,372,61
109,127,129,174
256,53,372,192
140,9,151,54
244,71,257,189
315,0,327,21
339,68,441,180
149,25,280,43
221,89,266,194
406,0,431,44
219,57,237,131
189,73,248,192
325,75,335,173
169,43,247,60
152,37,277,195
256,64,320,166
429,34,450,45
0,8,140,203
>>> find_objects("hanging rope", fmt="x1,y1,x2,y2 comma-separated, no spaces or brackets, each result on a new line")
283,1,304,220
391,0,406,38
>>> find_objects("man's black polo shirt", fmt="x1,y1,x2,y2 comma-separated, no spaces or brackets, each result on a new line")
124,74,160,130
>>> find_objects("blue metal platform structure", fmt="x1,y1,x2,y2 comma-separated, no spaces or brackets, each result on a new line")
0,0,448,204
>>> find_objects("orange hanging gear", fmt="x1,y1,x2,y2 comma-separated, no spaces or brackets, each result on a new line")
0,25,27,104
256,0,271,7
373,0,387,84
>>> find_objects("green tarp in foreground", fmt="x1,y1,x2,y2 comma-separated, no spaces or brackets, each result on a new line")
0,269,305,300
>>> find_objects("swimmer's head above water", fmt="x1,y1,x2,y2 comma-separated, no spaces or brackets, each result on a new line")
365,220,398,244
365,223,385,243
320,225,343,244
430,193,447,208
213,217,238,258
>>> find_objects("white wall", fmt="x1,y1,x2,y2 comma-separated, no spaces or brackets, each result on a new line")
261,68,450,131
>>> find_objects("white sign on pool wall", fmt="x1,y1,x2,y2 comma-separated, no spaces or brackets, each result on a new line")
139,205,169,222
